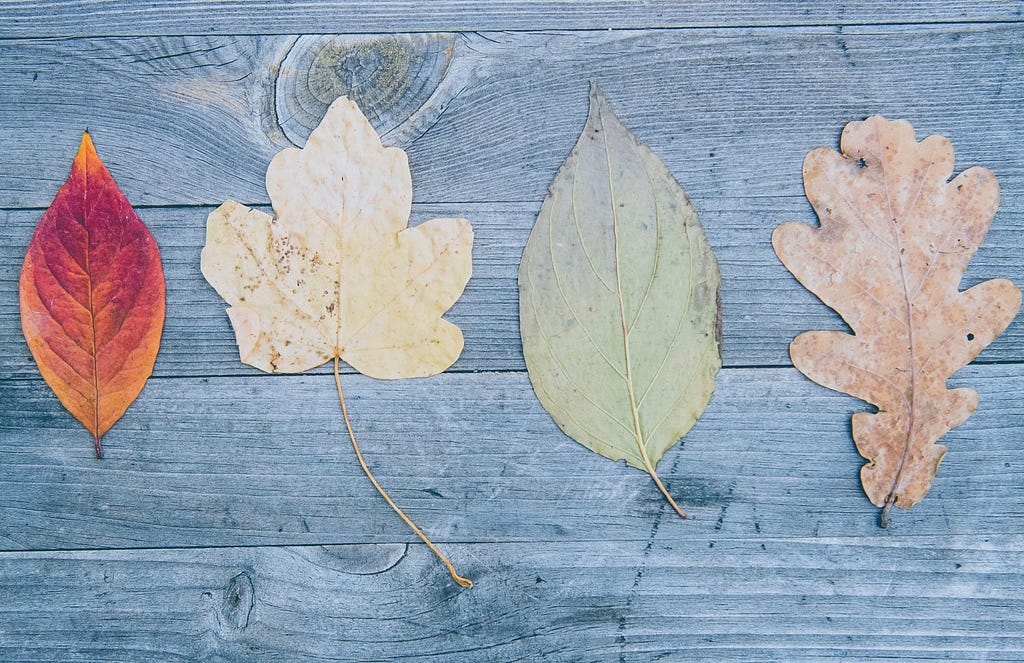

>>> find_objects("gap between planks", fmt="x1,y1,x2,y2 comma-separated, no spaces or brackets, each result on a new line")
2,19,1024,41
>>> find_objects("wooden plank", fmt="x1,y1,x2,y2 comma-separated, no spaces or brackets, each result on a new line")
0,1,1021,37
1,537,1022,661
0,26,1021,208
1,366,1021,551
0,15,1021,662
3,200,1021,378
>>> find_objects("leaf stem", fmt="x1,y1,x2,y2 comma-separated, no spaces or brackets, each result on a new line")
332,357,472,589
93,432,103,460
639,453,687,520
879,495,895,529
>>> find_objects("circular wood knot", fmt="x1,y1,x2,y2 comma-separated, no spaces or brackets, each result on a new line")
276,34,457,148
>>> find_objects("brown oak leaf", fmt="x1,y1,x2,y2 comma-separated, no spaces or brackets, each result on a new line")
773,116,1021,526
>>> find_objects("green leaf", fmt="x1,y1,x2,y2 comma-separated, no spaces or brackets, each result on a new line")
518,83,722,518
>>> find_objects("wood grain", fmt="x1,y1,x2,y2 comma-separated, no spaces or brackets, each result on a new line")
0,0,1021,36
274,34,462,149
1,537,1022,661
2,367,1021,551
0,27,1022,208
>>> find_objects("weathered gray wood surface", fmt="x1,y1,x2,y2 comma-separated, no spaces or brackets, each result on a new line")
1,6,1023,662
0,1,1021,36
2,366,1023,550
2,27,1024,208
2,537,1023,662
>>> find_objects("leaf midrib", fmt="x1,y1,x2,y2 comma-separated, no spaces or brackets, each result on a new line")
599,99,652,469
81,146,101,443
877,121,936,509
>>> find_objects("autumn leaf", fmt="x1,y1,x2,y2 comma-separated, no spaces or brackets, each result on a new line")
19,132,166,459
773,116,1021,526
519,83,722,519
201,97,474,587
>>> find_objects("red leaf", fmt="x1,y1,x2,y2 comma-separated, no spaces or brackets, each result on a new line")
19,132,165,458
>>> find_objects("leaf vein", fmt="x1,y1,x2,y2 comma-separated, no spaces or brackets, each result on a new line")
570,150,615,294
545,201,628,381
525,258,634,439
636,158,700,408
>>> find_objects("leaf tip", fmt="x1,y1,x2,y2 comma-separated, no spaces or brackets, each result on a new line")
770,221,801,257
75,130,98,167
587,80,609,111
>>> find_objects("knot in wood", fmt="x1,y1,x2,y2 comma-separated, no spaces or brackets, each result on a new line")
276,34,456,148
216,571,254,631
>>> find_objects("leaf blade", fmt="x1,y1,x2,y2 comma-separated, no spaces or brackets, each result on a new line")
19,132,166,457
773,116,1022,518
201,97,472,380
519,84,722,510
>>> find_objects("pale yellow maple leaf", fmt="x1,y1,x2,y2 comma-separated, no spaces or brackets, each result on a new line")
201,97,473,380
201,97,475,587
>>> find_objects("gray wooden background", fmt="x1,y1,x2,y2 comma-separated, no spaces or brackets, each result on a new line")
1,2,1023,661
